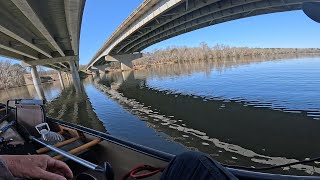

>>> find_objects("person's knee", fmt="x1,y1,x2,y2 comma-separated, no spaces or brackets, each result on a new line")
175,151,209,162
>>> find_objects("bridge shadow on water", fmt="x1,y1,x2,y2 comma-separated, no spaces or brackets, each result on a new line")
45,81,106,133
95,55,320,175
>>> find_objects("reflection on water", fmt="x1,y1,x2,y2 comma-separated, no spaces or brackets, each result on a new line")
0,82,63,103
45,82,106,132
135,55,320,119
97,55,320,175
1,55,320,176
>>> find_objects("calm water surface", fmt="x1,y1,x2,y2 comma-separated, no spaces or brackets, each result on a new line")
1,55,320,175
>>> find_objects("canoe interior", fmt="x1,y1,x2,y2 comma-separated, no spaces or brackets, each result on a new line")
1,102,320,179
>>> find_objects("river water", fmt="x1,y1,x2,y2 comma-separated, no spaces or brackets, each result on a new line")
1,55,320,175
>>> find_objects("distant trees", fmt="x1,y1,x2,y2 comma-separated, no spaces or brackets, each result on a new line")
133,43,320,67
37,67,56,76
0,60,26,89
79,64,87,70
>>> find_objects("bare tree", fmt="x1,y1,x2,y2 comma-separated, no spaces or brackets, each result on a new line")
132,43,320,68
0,60,26,89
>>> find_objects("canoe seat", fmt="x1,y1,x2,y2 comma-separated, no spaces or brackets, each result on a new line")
36,136,82,154
36,125,102,160
14,100,46,138
53,138,102,160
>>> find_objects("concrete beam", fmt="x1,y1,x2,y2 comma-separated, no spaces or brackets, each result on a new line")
0,25,52,58
118,0,216,53
105,53,142,71
86,0,312,70
68,60,81,93
0,42,38,59
0,47,24,60
48,64,62,69
11,0,65,56
57,70,65,89
129,0,255,52
23,56,78,67
64,0,85,56
30,65,45,100
92,64,108,74
86,0,184,69
59,63,68,68
133,1,303,51
104,56,118,62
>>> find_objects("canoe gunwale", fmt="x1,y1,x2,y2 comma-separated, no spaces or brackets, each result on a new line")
47,117,175,162
1,102,319,180
48,117,320,180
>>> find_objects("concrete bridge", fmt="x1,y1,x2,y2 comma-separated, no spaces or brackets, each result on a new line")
0,0,85,98
86,0,319,73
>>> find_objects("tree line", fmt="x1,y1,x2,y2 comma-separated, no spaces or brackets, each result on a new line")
0,60,26,89
133,43,320,67
0,60,59,90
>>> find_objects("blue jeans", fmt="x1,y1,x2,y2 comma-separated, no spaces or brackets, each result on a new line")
161,151,238,180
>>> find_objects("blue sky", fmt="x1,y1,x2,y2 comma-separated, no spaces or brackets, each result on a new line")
1,1,319,65
79,1,319,65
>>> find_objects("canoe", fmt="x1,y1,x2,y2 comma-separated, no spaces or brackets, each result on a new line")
0,99,319,180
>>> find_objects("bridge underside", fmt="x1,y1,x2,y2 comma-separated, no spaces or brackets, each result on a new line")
0,0,85,98
87,0,316,70
112,0,310,54
89,53,143,72
0,0,85,71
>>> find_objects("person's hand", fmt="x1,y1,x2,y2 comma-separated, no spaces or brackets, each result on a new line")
0,155,73,180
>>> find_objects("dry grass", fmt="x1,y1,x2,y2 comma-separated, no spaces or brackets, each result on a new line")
133,43,320,67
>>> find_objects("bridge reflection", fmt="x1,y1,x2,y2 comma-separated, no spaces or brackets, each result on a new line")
45,81,105,132
95,55,320,175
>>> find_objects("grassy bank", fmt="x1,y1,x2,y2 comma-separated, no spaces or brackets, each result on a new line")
132,43,320,69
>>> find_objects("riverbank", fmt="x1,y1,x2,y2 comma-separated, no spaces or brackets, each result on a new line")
0,60,25,89
0,60,65,90
94,58,320,175
131,45,320,70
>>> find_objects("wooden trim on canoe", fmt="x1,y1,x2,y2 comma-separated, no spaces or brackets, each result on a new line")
59,125,84,137
36,136,81,154
54,138,102,160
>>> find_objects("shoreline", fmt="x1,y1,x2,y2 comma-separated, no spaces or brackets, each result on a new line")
101,52,320,73
0,80,57,91
131,52,320,71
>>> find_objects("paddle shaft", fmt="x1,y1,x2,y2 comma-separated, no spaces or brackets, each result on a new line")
31,136,104,171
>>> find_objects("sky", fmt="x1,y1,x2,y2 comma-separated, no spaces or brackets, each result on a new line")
79,1,319,65
1,1,319,65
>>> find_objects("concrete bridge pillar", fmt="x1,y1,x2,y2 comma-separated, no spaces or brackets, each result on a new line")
94,64,108,78
65,73,70,85
88,67,99,79
57,70,65,89
68,61,81,93
105,53,142,71
68,73,72,83
68,61,80,81
67,73,71,84
120,63,131,71
30,65,45,100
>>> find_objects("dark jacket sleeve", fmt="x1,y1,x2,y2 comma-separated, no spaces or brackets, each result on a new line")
0,159,14,180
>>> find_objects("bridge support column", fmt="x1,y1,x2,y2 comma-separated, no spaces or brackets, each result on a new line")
120,63,132,71
57,71,65,89
92,70,99,79
106,53,142,71
68,61,81,93
30,65,45,100
65,73,70,84
95,65,108,80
